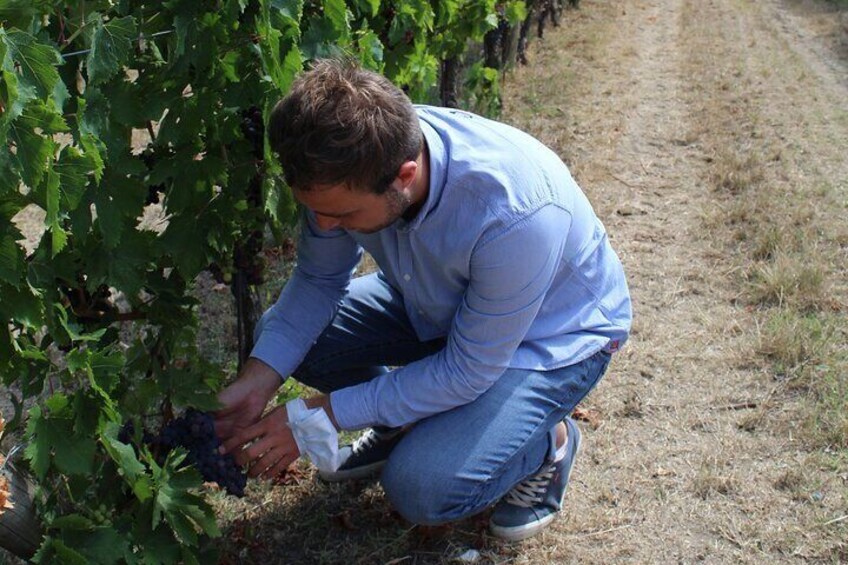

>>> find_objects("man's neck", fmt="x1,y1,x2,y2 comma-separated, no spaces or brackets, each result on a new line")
402,140,431,221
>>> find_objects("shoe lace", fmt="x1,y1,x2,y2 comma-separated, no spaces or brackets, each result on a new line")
351,428,381,455
504,462,556,508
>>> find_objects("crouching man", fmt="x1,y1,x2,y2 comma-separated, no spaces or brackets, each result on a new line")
215,58,631,541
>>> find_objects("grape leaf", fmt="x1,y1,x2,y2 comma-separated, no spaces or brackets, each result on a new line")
35,538,89,565
16,98,69,134
0,69,23,138
151,452,220,545
0,223,24,285
55,146,91,211
100,423,148,488
0,28,63,103
323,0,350,36
7,119,54,190
66,527,129,564
0,283,44,328
24,406,52,479
43,166,68,256
38,412,97,476
86,14,137,85
50,514,96,530
77,98,106,183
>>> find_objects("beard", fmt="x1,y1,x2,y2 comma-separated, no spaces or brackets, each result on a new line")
355,187,413,234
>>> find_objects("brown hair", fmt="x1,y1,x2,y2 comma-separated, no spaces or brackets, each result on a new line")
268,59,423,194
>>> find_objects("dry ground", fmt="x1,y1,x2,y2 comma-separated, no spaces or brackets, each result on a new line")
496,0,848,561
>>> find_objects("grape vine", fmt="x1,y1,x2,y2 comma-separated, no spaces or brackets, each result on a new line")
0,0,562,561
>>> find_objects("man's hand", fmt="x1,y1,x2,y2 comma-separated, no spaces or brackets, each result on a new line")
218,392,340,479
221,404,300,479
214,358,281,454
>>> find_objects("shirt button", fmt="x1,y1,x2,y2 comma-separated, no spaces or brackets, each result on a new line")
403,274,411,281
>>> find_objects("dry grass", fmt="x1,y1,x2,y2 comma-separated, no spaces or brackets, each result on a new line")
686,0,848,469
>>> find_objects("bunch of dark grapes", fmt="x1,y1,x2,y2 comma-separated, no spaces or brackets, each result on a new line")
240,106,264,158
140,147,166,205
119,410,247,497
159,409,247,497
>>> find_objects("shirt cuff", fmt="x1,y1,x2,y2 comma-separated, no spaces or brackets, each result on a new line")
250,330,304,383
329,386,377,431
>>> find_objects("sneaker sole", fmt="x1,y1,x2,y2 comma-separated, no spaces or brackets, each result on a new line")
318,459,386,482
489,511,558,542
490,419,583,542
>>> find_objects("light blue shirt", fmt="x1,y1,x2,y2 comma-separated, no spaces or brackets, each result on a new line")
252,106,632,430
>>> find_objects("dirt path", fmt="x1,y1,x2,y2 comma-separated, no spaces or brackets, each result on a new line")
502,0,847,562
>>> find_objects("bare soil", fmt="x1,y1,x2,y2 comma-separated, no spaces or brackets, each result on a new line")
496,0,848,561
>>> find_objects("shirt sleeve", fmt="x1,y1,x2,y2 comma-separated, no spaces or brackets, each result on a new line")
330,204,572,430
250,209,362,380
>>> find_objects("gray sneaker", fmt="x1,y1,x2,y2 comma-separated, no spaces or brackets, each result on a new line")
318,426,405,482
489,417,582,541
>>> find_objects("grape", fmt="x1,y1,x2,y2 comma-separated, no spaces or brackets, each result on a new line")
154,409,247,497
119,409,247,497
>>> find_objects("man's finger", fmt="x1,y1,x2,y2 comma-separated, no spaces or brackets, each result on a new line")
220,420,263,455
236,433,277,468
247,446,285,478
261,453,299,481
214,417,237,440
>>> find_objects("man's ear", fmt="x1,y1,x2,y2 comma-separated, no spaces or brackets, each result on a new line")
394,160,418,190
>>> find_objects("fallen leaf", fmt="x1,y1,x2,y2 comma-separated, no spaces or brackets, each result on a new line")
0,476,15,513
572,406,603,428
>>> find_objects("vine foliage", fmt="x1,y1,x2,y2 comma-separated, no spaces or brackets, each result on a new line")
0,0,527,561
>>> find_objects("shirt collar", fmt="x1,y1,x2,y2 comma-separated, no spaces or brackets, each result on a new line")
398,116,447,232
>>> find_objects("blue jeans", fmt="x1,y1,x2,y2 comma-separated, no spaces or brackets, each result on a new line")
293,273,611,525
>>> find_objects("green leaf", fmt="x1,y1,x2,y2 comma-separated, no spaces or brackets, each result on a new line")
363,0,380,17
0,223,24,285
54,428,96,476
33,535,95,565
271,0,304,22
43,166,68,256
55,303,107,342
280,45,303,93
24,405,51,479
0,28,63,102
86,14,137,85
0,69,23,138
323,0,350,35
7,119,54,190
159,365,222,412
150,451,220,544
218,51,241,83
76,97,106,183
0,283,43,327
55,146,91,210
357,29,384,69
17,98,69,134
0,1,41,30
505,0,527,25
101,422,146,483
160,216,211,278
0,319,13,367
51,514,96,531
45,392,70,414
67,526,129,564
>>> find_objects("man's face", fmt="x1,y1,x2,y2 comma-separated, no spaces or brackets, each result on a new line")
293,183,412,234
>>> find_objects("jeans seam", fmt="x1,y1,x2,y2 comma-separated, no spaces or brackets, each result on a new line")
453,352,608,517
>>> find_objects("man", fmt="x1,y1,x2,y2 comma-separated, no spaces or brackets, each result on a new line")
215,58,631,541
